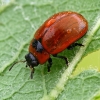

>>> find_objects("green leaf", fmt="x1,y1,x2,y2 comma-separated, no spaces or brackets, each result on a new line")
57,70,100,100
73,49,100,76
0,0,100,100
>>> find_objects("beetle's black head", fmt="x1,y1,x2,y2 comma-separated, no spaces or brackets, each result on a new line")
25,53,39,79
9,53,39,79
25,53,39,68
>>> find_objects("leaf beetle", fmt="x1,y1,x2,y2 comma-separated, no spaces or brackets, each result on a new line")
9,11,88,78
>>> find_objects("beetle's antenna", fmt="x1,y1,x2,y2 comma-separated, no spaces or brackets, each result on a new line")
9,60,26,71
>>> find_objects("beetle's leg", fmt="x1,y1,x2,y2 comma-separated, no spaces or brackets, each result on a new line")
67,43,83,50
47,58,52,72
53,54,68,66
30,67,34,79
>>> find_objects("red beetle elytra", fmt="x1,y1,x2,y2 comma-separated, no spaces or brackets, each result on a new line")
9,11,88,78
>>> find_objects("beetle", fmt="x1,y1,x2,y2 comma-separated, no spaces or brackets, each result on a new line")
9,11,88,78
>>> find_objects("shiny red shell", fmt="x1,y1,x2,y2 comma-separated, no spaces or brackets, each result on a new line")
29,11,88,64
